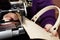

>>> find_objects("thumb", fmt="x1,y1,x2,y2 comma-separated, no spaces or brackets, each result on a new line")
44,24,53,31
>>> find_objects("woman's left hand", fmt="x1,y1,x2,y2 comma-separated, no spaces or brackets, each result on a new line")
44,24,59,37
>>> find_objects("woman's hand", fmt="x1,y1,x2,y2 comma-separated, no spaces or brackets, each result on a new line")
3,12,18,21
2,12,19,25
44,24,59,37
44,24,52,32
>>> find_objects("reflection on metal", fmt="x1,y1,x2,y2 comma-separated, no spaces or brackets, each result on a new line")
10,0,27,16
0,27,24,39
10,0,32,7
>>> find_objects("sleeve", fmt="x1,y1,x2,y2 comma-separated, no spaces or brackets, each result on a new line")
32,0,56,28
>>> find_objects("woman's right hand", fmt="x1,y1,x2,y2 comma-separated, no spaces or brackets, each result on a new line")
3,12,19,21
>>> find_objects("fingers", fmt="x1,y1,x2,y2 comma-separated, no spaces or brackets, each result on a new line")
3,16,12,21
44,24,59,37
3,12,19,21
51,31,59,37
44,24,52,32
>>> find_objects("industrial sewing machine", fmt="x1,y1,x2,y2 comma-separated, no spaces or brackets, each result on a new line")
0,0,26,39
0,0,60,40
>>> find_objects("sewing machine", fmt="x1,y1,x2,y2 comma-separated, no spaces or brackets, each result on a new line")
0,0,60,40
0,0,26,39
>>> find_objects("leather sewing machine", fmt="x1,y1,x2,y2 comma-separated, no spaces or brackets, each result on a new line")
0,0,60,40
